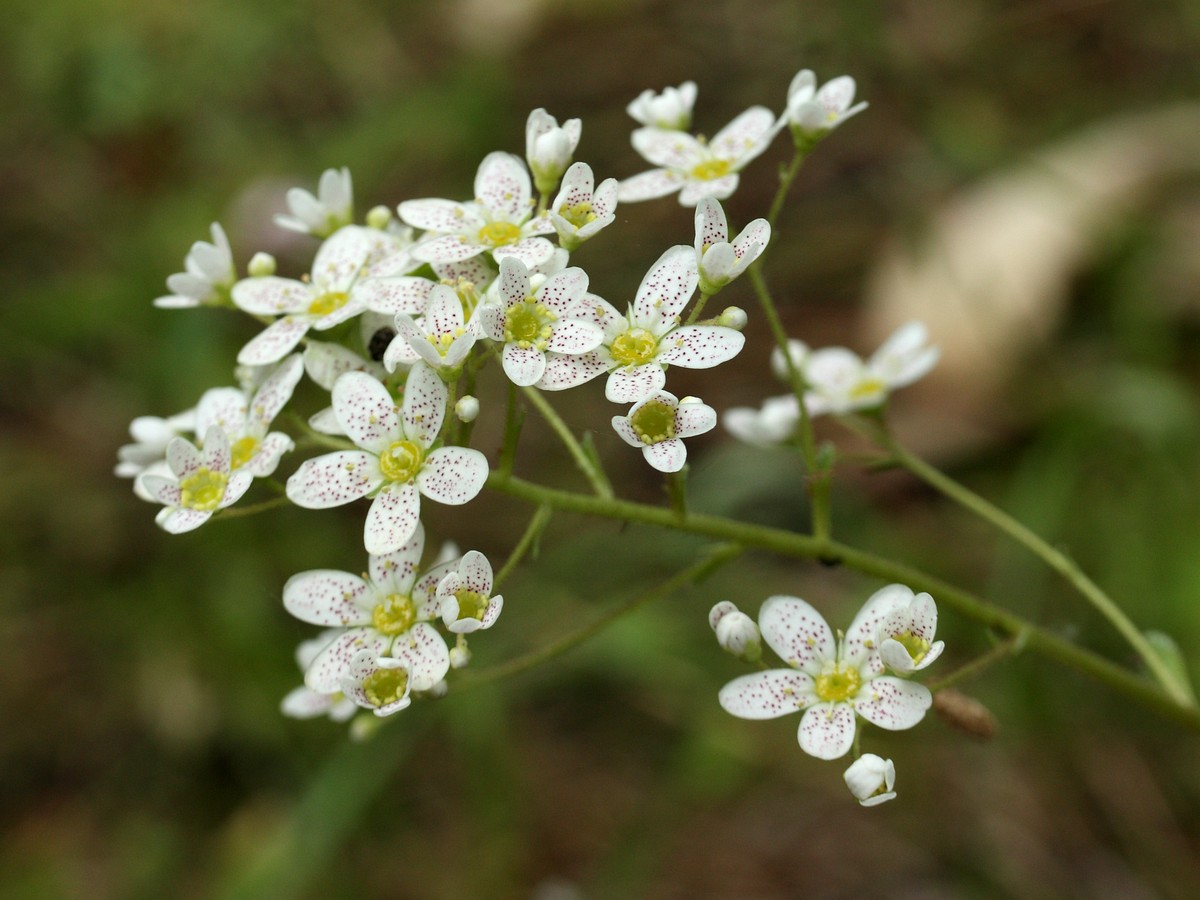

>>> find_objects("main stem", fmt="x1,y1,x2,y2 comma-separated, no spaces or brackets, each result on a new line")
518,384,614,499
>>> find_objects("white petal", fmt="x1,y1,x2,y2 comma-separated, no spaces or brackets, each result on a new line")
633,245,699,327
231,277,311,315
474,151,532,220
286,451,382,508
678,174,739,207
854,677,932,731
368,521,425,593
354,276,435,316
333,371,401,454
843,584,915,668
200,425,232,473
412,234,485,264
758,595,834,675
536,267,589,316
617,169,686,203
611,415,643,448
656,326,745,369
492,236,556,269
536,351,607,391
389,622,451,691
631,127,704,169
303,341,376,390
398,199,479,233
310,226,376,292
156,506,212,534
243,432,295,477
604,364,666,404
250,354,304,427
305,628,391,693
674,401,717,438
642,439,687,473
238,317,311,366
416,447,489,506
719,669,814,719
710,106,777,165
501,343,547,386
195,389,248,440
283,570,373,626
797,702,856,760
165,435,203,480
546,319,603,355
364,482,421,555
400,362,447,448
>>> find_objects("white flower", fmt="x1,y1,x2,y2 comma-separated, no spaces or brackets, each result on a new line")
480,257,604,387
231,225,406,365
563,246,744,401
876,587,945,676
722,395,800,447
282,522,454,693
526,108,582,195
154,223,235,309
785,70,868,143
549,162,618,252
137,426,254,534
437,551,504,634
116,408,196,479
302,341,386,436
285,364,489,555
280,631,357,722
351,256,493,323
341,651,414,717
274,167,354,238
718,589,933,760
618,107,779,207
804,322,939,416
709,601,762,662
384,283,480,373
193,355,303,477
844,754,897,807
612,392,716,473
694,196,770,294
399,152,556,269
626,81,697,130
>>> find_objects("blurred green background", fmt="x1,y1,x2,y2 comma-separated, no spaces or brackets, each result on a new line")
4,0,1200,896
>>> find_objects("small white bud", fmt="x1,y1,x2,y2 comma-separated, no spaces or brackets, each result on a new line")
366,205,392,230
449,644,472,669
423,678,450,698
248,252,276,278
770,339,810,382
455,395,480,423
708,602,762,663
843,754,897,806
719,306,748,330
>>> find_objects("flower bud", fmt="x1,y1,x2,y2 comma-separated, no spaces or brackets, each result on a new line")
526,109,581,195
708,601,762,663
770,339,809,382
366,205,392,230
627,81,697,130
424,678,450,698
719,306,748,330
449,644,471,669
248,252,276,278
843,754,896,806
455,395,480,423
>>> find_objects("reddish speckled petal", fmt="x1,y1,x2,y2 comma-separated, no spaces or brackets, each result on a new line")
501,343,547,386
674,402,717,439
305,628,391,693
854,677,932,731
458,550,493,595
200,426,231,473
433,255,496,288
617,169,685,203
286,450,382,509
311,226,378,292
631,127,704,169
693,196,729,252
731,218,771,261
492,237,556,269
536,267,589,316
166,435,203,480
389,622,451,691
547,319,603,355
416,447,488,506
552,161,594,210
400,362,447,448
414,560,456,618
633,245,699,326
238,316,311,366
758,595,834,675
719,669,815,720
231,276,311,315
655,325,744,369
604,363,666,404
364,482,421,556
284,570,373,626
611,414,642,448
218,470,253,508
195,388,248,440
398,199,480,233
250,355,304,428
368,520,425,593
156,506,212,534
709,106,777,165
333,371,401,454
798,702,856,760
843,584,915,668
140,474,181,507
474,151,532,220
412,234,485,264
354,276,436,316
536,351,607,391
244,432,293,477
303,342,376,391
642,438,687,473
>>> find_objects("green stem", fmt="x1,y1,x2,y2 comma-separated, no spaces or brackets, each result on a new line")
685,289,715,326
493,504,552,591
875,429,1193,707
498,382,524,478
458,543,743,688
925,636,1024,693
484,471,1200,730
214,496,292,519
518,384,613,499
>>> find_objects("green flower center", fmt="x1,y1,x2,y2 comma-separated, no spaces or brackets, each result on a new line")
891,630,931,665
307,290,349,317
362,667,409,709
477,221,521,248
609,328,658,366
814,663,862,704
629,399,676,445
445,278,480,319
372,592,417,636
690,159,732,181
230,436,259,470
452,589,489,622
849,377,886,401
503,301,555,350
378,440,423,483
558,200,596,230
179,467,228,511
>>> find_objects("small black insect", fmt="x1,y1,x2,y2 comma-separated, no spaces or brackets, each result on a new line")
368,327,397,362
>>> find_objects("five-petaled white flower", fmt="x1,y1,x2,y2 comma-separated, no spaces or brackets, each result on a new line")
844,754,897,807
549,162,618,252
612,392,717,473
804,321,939,416
436,550,504,634
137,425,254,534
480,257,604,387
876,587,944,676
384,283,480,373
285,363,489,555
626,81,697,130
282,522,454,694
341,650,414,717
784,70,868,144
399,152,556,269
231,225,406,365
526,108,582,195
718,587,934,760
563,246,744,401
275,167,354,237
618,106,779,206
693,196,770,295
280,631,358,723
193,355,304,477
154,223,236,309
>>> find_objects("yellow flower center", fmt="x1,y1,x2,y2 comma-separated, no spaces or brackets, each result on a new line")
444,277,481,319
230,436,260,470
427,328,467,356
629,398,676,445
558,200,596,230
891,630,931,665
307,290,349,317
690,159,732,181
477,221,521,248
814,663,862,704
503,301,555,350
452,589,488,622
378,440,423,483
178,467,228,511
609,328,658,366
372,593,417,636
849,377,886,401
362,667,409,709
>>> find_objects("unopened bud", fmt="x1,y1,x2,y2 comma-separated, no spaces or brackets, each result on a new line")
248,252,276,277
449,644,472,669
708,601,762,663
366,205,392,230
455,395,480,423
719,306,748,330
843,754,896,806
